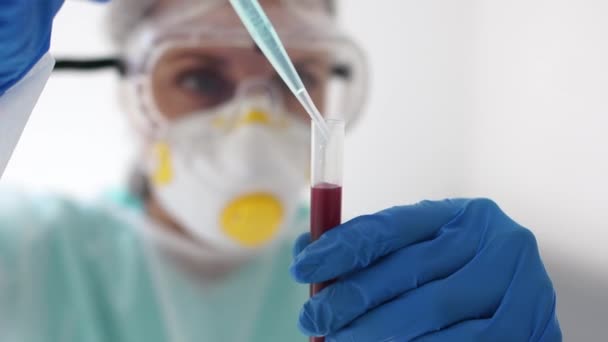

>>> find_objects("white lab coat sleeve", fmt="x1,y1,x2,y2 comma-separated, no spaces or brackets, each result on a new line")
0,53,55,177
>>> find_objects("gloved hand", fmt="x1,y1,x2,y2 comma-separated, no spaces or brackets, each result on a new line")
0,0,109,95
291,198,562,342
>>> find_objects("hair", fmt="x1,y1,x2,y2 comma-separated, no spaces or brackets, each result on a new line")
107,0,337,48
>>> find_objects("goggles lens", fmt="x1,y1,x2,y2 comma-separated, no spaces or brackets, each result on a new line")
150,44,331,121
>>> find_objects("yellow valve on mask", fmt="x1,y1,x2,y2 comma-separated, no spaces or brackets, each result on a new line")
237,109,271,127
221,192,284,247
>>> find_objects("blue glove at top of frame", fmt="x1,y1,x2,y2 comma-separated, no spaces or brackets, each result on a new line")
291,198,562,342
0,0,109,95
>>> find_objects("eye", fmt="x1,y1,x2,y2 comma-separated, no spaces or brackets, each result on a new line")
272,67,320,95
176,68,235,104
297,68,320,90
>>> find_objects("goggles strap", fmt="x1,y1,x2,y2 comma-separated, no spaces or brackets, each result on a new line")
54,57,126,76
53,57,350,80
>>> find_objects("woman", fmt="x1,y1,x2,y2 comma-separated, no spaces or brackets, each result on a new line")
0,0,561,341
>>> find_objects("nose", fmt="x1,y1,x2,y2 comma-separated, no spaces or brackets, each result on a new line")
231,78,284,128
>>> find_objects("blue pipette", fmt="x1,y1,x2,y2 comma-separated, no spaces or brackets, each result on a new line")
229,0,330,139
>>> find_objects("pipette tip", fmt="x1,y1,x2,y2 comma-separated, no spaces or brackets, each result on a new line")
295,89,330,140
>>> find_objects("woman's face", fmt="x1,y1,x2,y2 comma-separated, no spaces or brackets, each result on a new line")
148,0,332,121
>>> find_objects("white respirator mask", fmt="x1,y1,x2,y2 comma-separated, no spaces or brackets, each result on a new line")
140,85,309,255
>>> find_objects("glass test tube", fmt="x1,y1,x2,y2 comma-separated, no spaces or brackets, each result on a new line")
309,119,344,342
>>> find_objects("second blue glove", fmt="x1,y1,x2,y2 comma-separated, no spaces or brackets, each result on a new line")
291,199,561,342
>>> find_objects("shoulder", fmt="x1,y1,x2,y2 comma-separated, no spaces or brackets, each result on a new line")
0,188,117,232
0,187,142,263
0,188,81,243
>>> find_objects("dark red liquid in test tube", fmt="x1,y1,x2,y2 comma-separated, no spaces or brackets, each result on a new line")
310,183,342,342
310,183,342,295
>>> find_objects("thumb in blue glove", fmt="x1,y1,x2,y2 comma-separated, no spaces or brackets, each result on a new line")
291,198,562,342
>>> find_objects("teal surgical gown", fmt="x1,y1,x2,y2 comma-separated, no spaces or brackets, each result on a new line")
0,189,308,341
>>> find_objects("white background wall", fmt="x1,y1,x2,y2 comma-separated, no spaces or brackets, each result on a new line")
3,0,607,339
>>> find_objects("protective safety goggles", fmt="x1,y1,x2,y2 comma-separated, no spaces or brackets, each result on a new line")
54,0,368,134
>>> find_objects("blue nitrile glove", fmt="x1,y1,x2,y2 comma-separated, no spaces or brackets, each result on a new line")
0,0,109,95
291,199,562,342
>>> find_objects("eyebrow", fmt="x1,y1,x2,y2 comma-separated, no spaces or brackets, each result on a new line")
293,58,328,71
166,51,228,67
252,45,324,67
295,58,323,65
